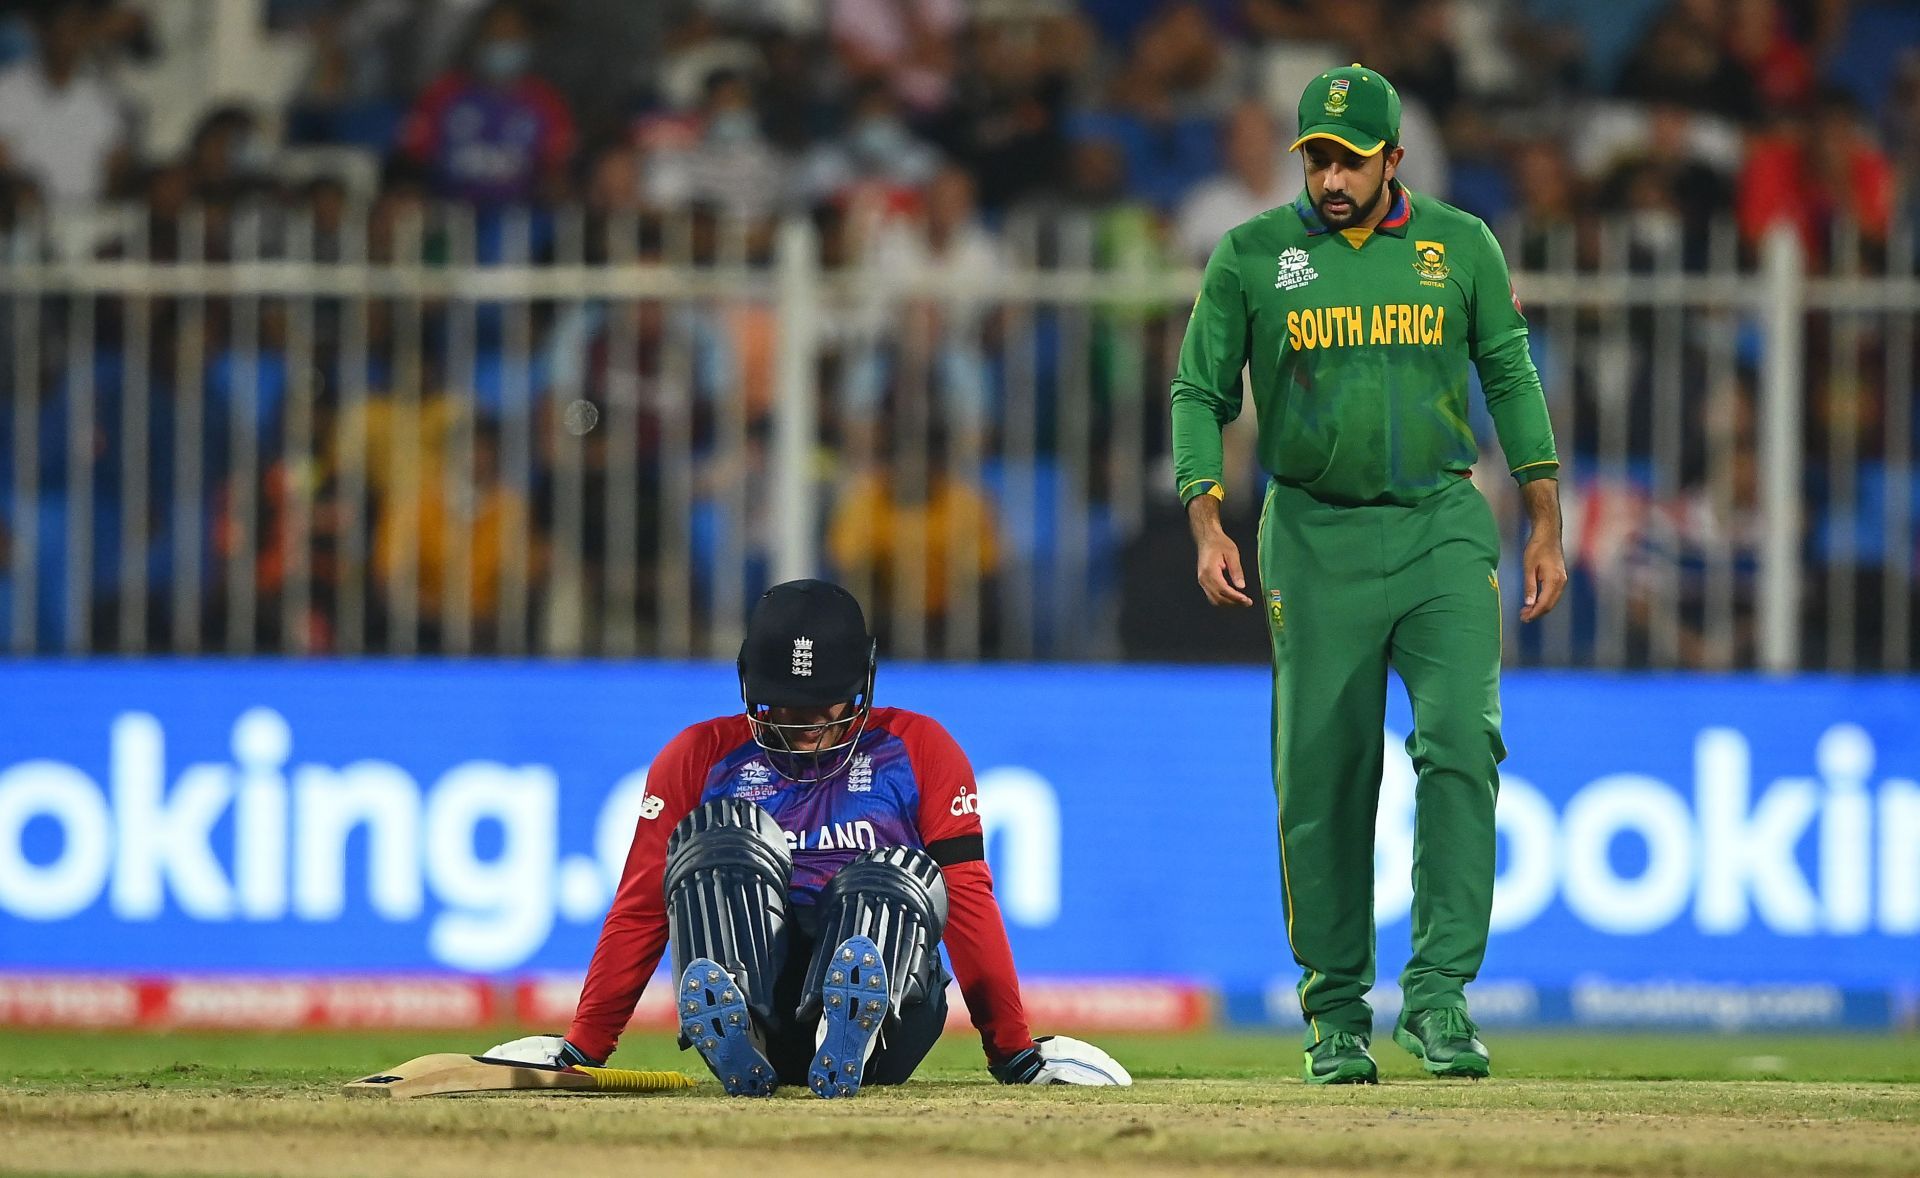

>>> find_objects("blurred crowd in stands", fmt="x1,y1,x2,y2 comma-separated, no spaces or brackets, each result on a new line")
1,0,1918,665
2,0,1915,262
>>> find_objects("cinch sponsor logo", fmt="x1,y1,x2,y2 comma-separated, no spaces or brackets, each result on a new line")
0,709,1064,971
1286,303,1444,350
1375,723,1920,937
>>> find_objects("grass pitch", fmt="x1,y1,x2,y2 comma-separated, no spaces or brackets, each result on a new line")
3,1029,1916,1177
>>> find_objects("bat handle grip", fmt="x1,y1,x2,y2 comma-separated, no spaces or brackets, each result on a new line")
576,1065,697,1092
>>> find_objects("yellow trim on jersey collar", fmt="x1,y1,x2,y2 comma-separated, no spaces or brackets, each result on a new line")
1288,130,1386,157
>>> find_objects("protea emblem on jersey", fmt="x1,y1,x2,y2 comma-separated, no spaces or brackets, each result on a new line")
1413,240,1450,286
1324,77,1350,116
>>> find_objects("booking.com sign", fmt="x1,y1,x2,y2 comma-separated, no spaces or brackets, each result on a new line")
0,664,1914,990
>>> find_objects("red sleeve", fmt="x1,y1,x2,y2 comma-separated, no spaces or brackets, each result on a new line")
566,723,712,1062
524,78,577,171
901,714,1036,1066
1853,145,1893,242
400,75,462,162
1736,139,1802,248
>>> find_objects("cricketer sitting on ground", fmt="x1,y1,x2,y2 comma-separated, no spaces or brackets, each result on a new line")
486,579,1129,1097
1170,64,1570,1084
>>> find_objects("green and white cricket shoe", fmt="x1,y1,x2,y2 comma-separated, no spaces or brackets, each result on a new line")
1393,1006,1490,1078
1301,1031,1378,1085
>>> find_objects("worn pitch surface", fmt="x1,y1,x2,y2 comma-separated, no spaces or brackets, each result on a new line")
3,1030,1916,1177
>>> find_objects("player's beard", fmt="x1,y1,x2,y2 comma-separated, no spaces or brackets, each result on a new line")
1315,177,1387,230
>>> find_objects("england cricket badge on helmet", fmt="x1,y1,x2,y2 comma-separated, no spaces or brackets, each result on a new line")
738,579,878,782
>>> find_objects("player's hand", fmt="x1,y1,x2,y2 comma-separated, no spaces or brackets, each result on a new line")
1195,530,1252,608
991,1035,1132,1086
1519,531,1568,623
481,1034,600,1068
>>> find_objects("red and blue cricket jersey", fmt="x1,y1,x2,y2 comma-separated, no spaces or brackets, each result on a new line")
568,707,1034,1066
401,73,575,205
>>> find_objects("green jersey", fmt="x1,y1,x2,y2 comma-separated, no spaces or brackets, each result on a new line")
1171,183,1558,508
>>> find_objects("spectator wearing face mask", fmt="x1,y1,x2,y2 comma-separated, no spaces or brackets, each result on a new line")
796,83,942,215
646,69,789,224
399,0,576,206
185,105,277,201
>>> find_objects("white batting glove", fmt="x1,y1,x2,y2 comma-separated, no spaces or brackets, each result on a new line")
482,1034,599,1067
992,1035,1133,1086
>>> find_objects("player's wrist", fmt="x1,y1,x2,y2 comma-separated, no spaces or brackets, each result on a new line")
557,1040,602,1068
1185,493,1227,540
990,1045,1045,1084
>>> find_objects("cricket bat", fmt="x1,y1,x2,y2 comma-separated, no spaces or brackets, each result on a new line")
342,1053,697,1099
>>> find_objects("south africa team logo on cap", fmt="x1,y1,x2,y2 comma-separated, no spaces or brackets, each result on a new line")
1324,77,1350,116
1413,240,1450,286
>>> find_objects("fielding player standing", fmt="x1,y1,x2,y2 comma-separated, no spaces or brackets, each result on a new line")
1171,65,1568,1084
489,579,1129,1097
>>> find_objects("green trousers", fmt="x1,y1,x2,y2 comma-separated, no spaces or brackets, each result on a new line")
1257,475,1506,1045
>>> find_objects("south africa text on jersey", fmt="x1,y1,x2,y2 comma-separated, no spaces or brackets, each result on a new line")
1287,303,1446,350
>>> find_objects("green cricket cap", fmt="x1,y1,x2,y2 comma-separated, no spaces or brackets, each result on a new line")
1290,64,1402,157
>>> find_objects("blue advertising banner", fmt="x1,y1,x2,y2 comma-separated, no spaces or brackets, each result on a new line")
1,664,1915,1026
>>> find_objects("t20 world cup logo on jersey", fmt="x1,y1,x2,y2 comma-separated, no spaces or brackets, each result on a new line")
1275,247,1319,291
737,758,776,801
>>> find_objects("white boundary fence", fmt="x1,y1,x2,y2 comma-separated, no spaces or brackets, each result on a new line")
2,207,1916,669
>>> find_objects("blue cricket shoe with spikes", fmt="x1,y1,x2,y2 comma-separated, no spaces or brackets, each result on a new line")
678,957,777,1096
808,935,889,1098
